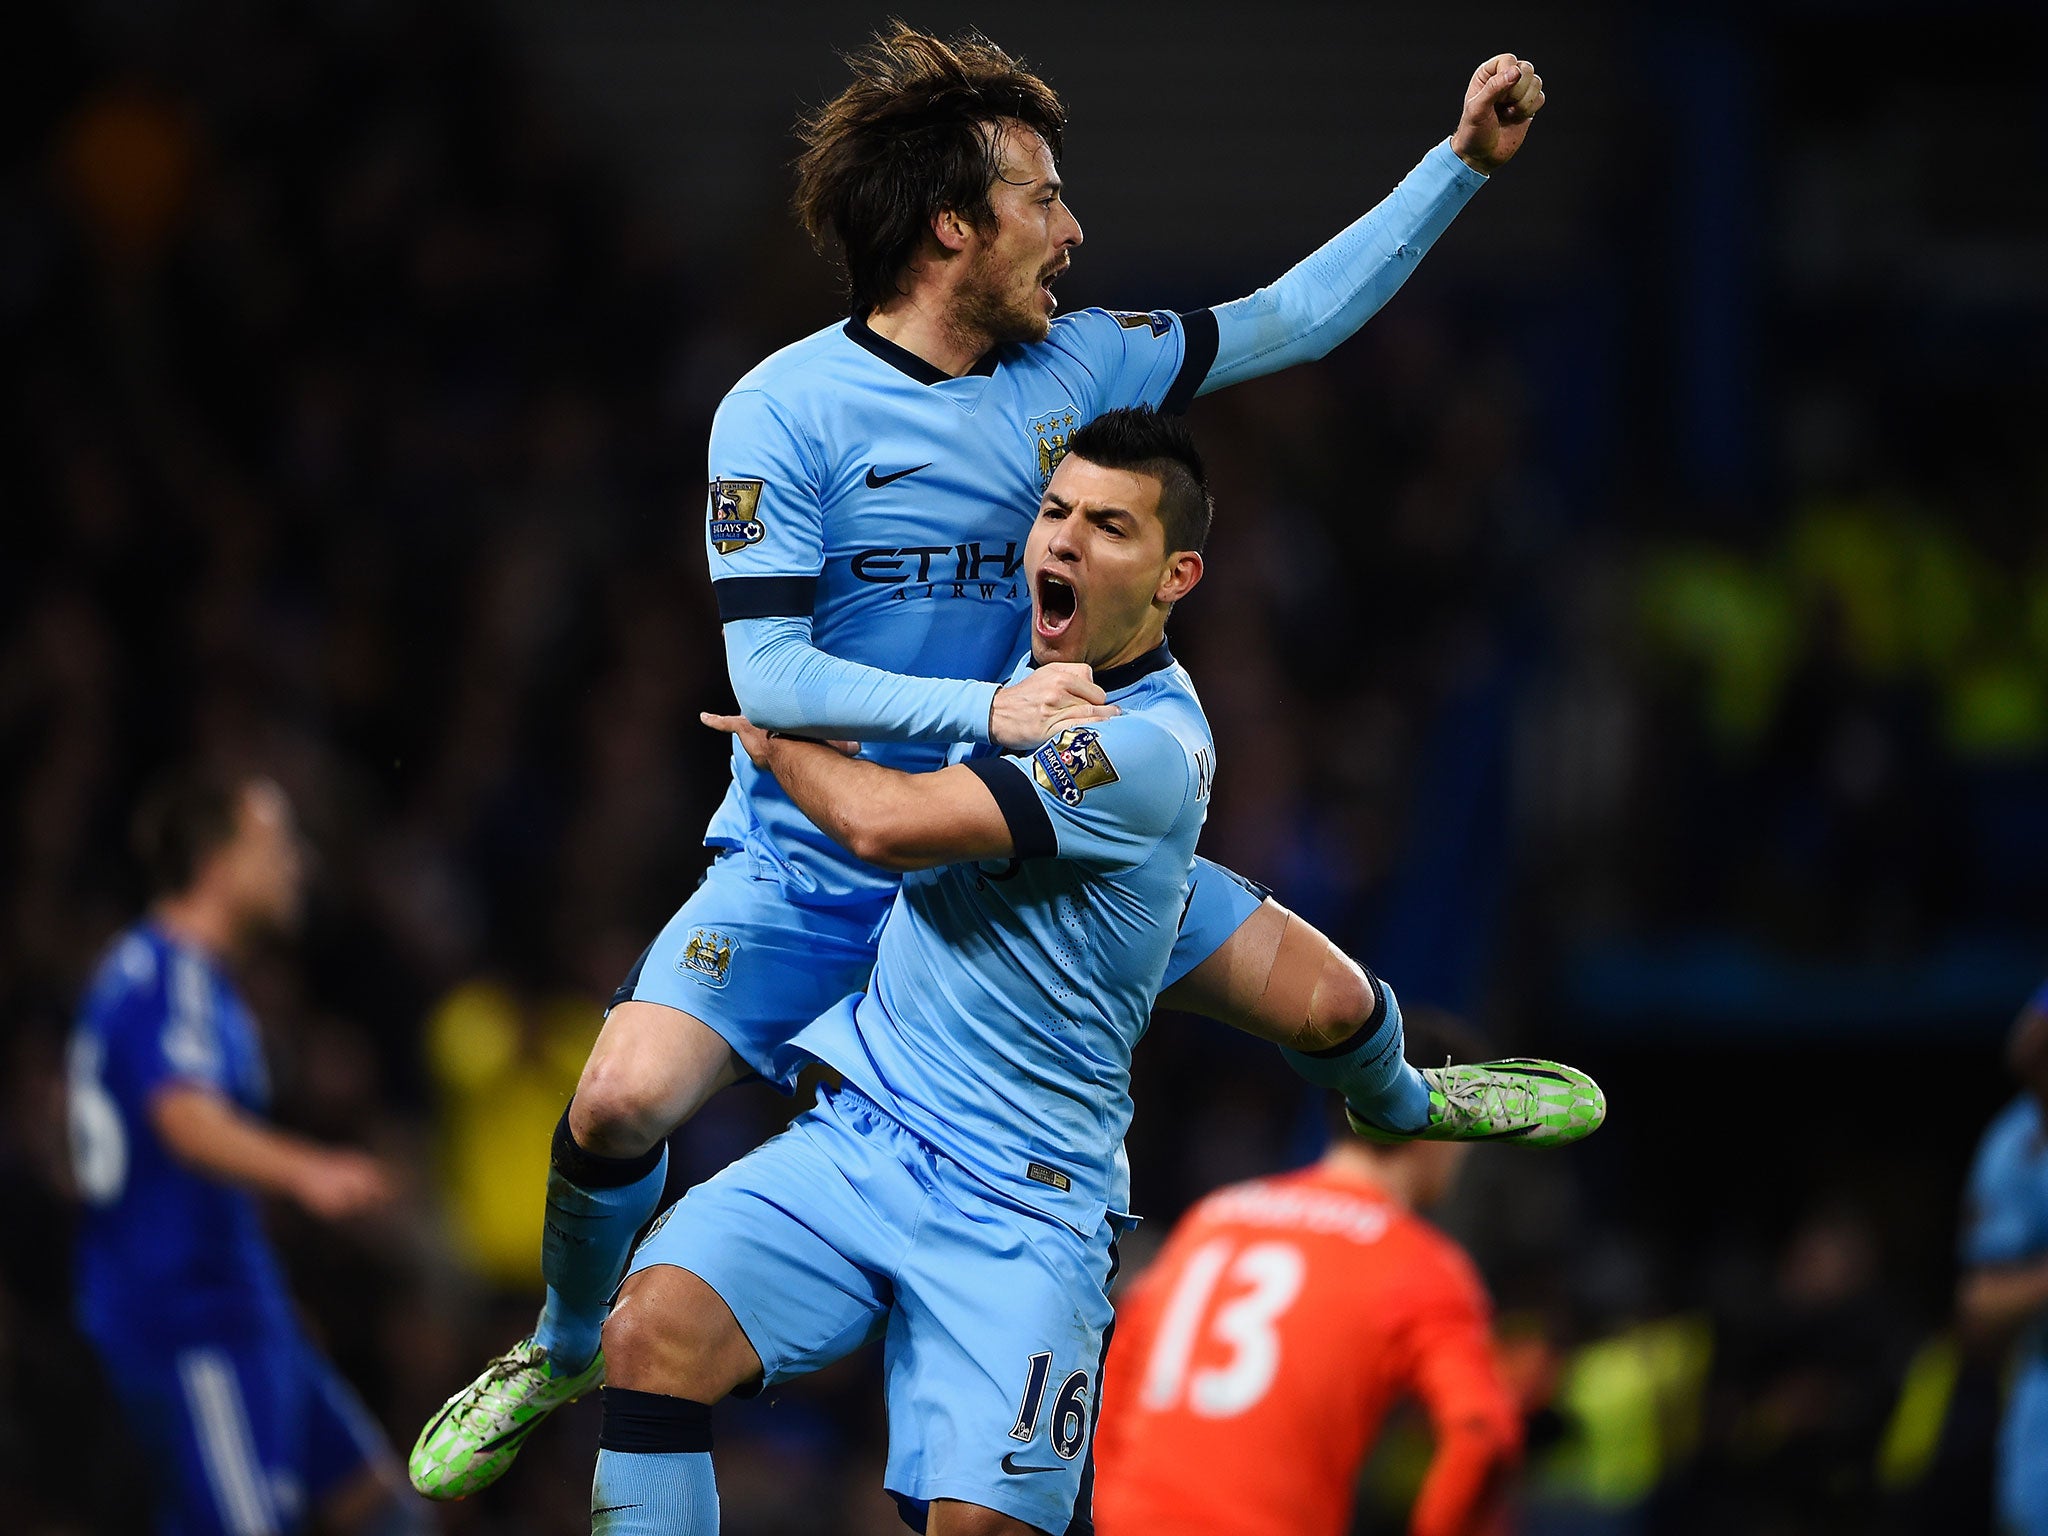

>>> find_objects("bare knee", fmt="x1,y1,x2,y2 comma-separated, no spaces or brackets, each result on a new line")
1301,945,1377,1053
927,1499,1042,1536
570,1001,743,1157
570,1051,670,1157
601,1265,761,1402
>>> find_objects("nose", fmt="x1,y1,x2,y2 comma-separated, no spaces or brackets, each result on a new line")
1059,199,1083,250
1045,514,1083,561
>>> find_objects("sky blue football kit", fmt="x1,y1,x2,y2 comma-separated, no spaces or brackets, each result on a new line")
535,139,1485,1380
70,925,394,1536
603,643,1215,1532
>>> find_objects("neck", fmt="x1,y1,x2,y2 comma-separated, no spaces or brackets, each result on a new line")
153,891,237,960
865,291,991,380
1091,619,1169,677
1318,1142,1417,1210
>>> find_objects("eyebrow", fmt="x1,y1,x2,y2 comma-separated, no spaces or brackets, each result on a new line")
1042,492,1134,523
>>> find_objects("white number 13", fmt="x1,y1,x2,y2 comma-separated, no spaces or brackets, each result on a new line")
1138,1238,1305,1418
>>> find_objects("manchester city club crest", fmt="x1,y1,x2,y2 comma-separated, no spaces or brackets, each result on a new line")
677,927,735,987
707,479,766,555
1032,725,1120,806
1028,406,1079,489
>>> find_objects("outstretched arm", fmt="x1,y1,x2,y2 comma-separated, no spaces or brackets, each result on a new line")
152,1084,394,1221
702,713,1014,871
1196,54,1544,396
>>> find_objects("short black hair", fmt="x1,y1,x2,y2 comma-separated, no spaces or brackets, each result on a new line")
133,764,249,897
1064,406,1212,554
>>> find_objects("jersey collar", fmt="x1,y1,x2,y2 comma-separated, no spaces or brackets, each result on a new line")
1092,640,1174,696
845,315,999,384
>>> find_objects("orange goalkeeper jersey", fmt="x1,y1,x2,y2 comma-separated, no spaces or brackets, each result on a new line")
1092,1164,1520,1536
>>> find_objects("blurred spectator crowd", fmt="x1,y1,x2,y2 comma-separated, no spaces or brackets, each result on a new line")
2,3,2042,1533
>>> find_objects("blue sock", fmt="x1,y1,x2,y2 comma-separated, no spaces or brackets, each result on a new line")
534,1108,669,1372
593,1390,718,1534
1279,972,1433,1133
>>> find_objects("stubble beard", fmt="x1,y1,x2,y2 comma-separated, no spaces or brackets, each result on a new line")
953,254,1050,352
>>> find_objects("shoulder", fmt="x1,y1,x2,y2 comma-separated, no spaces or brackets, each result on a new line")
1973,1097,2046,1185
1030,307,1167,368
1031,711,1194,807
725,322,850,396
80,926,167,1027
714,329,858,438
1396,1213,1491,1316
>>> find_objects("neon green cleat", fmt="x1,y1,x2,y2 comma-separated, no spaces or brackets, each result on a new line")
1348,1058,1606,1148
408,1337,605,1499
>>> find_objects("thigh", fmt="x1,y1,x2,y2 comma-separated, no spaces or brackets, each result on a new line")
883,1184,1121,1536
623,1088,912,1387
1159,857,1272,994
618,852,890,1090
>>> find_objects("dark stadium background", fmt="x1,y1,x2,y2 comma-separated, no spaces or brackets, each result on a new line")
5,2,2046,1532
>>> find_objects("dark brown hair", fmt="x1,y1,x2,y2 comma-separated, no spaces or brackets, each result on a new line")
1066,407,1213,555
793,24,1065,316
133,764,248,896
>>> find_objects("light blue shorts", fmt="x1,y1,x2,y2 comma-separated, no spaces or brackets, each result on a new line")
616,850,1269,1091
627,1081,1127,1534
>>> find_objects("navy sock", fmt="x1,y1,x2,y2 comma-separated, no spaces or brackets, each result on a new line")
1279,972,1432,1133
592,1389,718,1534
534,1108,668,1372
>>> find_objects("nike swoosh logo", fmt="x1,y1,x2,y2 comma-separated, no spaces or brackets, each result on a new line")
865,463,931,489
472,1417,545,1459
1000,1452,1066,1475
593,1504,643,1516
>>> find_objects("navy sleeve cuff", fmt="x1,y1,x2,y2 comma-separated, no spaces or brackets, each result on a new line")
1163,309,1220,415
714,575,818,621
965,757,1057,860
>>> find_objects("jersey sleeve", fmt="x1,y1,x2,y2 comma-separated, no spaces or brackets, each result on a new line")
1053,307,1220,419
1961,1108,2048,1267
706,387,828,621
965,714,1195,872
1391,1245,1522,1536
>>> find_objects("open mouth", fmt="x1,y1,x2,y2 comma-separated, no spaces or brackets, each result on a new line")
1035,569,1078,639
1039,262,1067,311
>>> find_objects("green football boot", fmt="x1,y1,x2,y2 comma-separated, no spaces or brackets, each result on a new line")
408,1336,605,1499
1348,1058,1605,1148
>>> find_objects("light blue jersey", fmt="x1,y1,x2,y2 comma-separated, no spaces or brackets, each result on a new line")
792,642,1211,1231
1962,1091,2048,1535
704,308,1214,905
631,638,1211,1529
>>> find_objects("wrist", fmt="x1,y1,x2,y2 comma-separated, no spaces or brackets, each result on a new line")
1446,134,1495,179
976,681,1003,745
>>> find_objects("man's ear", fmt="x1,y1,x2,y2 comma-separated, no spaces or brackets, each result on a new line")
932,207,973,254
1157,550,1204,607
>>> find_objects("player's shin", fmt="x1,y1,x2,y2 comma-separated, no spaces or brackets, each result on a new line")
592,1390,719,1533
1279,971,1431,1133
537,1106,669,1373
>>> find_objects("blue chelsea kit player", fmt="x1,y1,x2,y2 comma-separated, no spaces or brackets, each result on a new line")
71,774,413,1536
